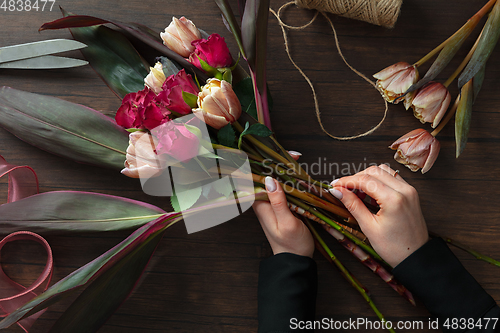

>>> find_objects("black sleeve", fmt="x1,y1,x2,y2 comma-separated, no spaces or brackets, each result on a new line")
393,237,500,332
258,252,318,333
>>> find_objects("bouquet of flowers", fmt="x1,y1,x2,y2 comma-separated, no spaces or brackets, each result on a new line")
0,1,499,332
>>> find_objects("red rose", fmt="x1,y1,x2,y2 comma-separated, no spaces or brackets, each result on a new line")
156,69,199,115
115,87,171,130
188,34,232,71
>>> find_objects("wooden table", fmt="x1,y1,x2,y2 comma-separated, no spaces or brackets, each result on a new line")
1,0,499,332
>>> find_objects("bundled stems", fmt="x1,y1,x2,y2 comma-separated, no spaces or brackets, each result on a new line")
304,219,395,333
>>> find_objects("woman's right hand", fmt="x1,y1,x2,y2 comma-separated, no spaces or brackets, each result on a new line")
329,164,429,267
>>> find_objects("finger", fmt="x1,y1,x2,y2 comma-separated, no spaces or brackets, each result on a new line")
329,186,377,232
264,176,296,227
330,173,396,207
253,200,277,233
378,164,408,184
357,165,407,191
287,151,302,161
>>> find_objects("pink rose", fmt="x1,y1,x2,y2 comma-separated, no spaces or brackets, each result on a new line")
156,69,199,116
115,87,171,130
153,116,201,162
188,34,232,71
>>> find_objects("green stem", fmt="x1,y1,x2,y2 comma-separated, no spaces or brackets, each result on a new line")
306,220,395,333
429,232,500,267
287,195,382,262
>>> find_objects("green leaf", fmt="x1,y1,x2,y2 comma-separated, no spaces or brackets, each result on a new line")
182,91,199,108
245,123,273,137
49,228,166,333
238,122,251,149
61,9,150,98
0,87,129,170
213,0,246,58
233,78,258,118
0,213,182,330
157,56,182,78
171,195,181,212
171,183,203,212
212,180,234,197
0,191,165,232
458,1,500,89
217,124,237,148
455,80,474,158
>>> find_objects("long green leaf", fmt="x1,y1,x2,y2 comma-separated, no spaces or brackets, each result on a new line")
0,191,165,232
214,0,246,58
458,0,500,89
49,227,166,332
0,214,182,329
0,87,129,170
455,80,474,158
59,9,149,98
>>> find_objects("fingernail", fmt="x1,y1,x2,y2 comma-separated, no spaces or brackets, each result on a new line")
330,179,340,186
265,176,277,192
329,188,343,200
288,150,302,157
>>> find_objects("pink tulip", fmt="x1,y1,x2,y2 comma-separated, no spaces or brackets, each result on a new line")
156,69,199,115
115,87,170,130
188,34,233,71
373,62,419,108
410,82,451,128
121,132,165,179
160,16,201,57
389,129,440,174
193,79,242,130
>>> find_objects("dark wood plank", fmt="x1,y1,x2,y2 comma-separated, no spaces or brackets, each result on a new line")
1,0,499,332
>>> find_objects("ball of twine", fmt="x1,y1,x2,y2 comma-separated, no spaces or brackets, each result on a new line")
295,0,402,28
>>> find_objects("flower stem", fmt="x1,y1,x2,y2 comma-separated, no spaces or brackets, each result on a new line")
413,0,496,68
305,219,395,333
443,27,484,88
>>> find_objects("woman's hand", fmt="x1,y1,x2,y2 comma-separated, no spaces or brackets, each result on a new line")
329,164,429,267
253,176,314,258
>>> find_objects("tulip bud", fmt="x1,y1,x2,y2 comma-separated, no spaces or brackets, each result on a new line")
389,129,440,174
373,62,419,108
410,82,451,128
193,79,242,130
144,62,166,94
121,131,165,178
160,16,202,58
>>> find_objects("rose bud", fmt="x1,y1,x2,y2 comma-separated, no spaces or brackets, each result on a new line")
156,69,199,116
389,128,440,174
160,16,201,57
115,87,171,131
144,62,166,94
373,62,419,108
188,34,233,71
410,82,451,128
193,78,242,130
121,131,166,179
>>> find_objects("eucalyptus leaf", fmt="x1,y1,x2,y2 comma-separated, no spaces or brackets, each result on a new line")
0,87,129,170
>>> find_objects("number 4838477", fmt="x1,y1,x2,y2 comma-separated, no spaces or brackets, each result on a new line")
1,0,56,11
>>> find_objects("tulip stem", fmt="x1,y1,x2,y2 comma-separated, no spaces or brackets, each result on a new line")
431,95,460,137
413,0,496,68
443,27,484,88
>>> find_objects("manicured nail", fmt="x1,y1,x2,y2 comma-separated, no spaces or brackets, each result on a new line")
288,150,302,157
265,176,277,192
329,188,343,200
330,179,340,186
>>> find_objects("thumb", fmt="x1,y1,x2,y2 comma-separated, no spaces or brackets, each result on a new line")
264,176,295,223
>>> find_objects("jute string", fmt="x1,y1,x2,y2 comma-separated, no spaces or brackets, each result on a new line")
270,2,392,140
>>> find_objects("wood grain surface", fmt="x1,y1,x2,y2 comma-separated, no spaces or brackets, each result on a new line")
1,0,499,332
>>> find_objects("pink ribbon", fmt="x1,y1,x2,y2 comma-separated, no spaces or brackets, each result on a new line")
0,155,53,332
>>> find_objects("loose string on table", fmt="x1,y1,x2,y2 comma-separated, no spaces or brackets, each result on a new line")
270,1,390,141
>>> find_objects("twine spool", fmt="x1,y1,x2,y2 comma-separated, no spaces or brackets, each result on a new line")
295,0,402,28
